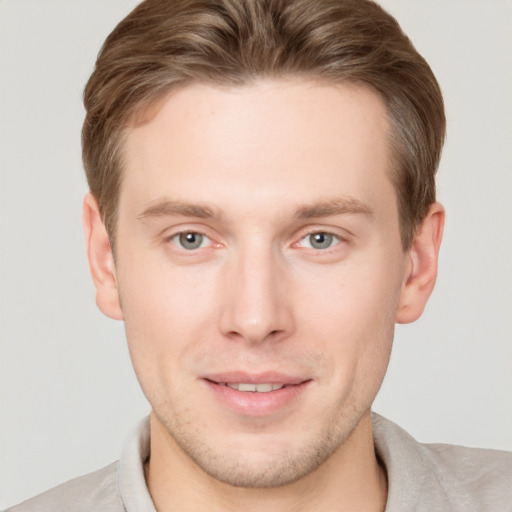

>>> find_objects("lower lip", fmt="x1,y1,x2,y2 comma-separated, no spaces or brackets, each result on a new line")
203,380,311,417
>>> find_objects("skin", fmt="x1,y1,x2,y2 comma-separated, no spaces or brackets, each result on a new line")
84,79,444,512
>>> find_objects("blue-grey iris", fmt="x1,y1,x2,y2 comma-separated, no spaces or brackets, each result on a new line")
179,232,204,250
309,233,333,249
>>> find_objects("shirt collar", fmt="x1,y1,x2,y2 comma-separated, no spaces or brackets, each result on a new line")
117,413,451,512
118,416,155,512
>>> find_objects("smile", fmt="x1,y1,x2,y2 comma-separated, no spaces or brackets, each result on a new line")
203,375,312,416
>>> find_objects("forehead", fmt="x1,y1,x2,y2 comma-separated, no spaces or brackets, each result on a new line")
120,79,394,218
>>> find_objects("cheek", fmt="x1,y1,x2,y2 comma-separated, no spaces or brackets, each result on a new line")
117,256,220,383
296,255,403,376
299,258,402,332
119,249,216,325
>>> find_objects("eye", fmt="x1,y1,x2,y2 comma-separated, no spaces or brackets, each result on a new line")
298,232,340,250
171,231,210,250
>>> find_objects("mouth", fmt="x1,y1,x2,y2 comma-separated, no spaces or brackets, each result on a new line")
202,373,312,416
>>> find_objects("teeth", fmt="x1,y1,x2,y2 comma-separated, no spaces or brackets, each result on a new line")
255,383,272,392
225,383,285,392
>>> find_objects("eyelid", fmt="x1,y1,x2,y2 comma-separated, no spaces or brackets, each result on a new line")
296,226,347,241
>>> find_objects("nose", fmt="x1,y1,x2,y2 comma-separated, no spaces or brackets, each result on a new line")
219,245,294,345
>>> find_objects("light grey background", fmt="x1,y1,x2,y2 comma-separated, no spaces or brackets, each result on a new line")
1,0,511,508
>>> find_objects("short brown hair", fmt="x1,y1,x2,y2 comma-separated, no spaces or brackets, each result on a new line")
82,0,445,250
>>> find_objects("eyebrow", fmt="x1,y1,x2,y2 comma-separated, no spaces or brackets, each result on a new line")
294,197,374,219
137,196,373,222
138,199,220,220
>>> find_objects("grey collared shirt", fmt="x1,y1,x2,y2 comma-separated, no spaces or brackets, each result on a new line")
6,413,512,511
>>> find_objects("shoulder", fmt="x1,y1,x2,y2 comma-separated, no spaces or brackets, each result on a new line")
5,462,124,512
419,442,512,508
372,413,512,511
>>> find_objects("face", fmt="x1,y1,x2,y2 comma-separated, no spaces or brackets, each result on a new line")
108,80,412,487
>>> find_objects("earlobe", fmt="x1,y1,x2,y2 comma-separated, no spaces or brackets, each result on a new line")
396,202,445,324
82,193,123,320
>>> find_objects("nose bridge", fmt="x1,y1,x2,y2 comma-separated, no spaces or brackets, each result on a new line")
219,238,293,344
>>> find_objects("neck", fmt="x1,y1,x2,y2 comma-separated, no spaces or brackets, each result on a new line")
145,410,387,512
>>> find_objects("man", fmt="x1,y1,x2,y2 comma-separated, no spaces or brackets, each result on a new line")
7,0,511,511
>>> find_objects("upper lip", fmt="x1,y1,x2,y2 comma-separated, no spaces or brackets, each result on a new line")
203,371,310,386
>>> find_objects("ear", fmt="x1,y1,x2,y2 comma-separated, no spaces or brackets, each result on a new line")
82,193,123,320
396,202,445,324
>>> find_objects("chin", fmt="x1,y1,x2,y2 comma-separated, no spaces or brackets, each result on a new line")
186,444,328,488
164,416,359,489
